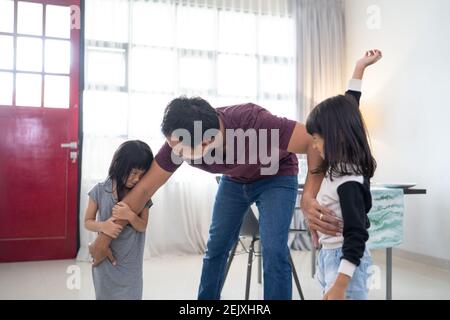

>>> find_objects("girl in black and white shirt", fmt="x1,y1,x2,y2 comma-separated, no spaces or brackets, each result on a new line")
306,50,382,300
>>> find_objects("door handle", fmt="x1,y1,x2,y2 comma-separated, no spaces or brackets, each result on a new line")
61,141,78,149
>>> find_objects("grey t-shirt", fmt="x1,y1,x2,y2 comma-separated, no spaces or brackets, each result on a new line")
88,178,152,300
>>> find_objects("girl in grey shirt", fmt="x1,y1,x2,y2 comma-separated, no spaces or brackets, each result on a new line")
84,140,153,300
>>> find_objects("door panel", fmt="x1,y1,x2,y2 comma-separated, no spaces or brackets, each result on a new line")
0,0,80,262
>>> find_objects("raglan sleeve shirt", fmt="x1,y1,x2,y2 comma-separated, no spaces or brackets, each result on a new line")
336,180,371,278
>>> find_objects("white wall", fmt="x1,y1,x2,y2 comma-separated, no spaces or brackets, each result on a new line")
345,0,450,260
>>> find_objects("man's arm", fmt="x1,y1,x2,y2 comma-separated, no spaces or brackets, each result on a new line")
287,123,343,246
129,208,149,233
112,203,149,233
123,160,173,213
89,160,173,266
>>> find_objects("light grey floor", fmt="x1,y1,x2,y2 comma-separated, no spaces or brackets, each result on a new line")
0,250,449,300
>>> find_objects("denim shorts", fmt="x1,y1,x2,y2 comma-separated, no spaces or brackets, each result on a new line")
316,247,372,300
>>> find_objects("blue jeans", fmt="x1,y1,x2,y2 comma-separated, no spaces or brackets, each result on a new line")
198,175,298,300
317,247,372,300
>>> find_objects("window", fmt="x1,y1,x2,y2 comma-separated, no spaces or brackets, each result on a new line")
84,0,296,145
0,0,72,109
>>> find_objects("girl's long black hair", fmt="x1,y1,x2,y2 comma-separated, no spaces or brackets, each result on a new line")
108,140,153,201
306,95,376,179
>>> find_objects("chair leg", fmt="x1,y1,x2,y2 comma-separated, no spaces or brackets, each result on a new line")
257,241,262,284
311,241,317,279
289,252,305,300
245,239,256,300
220,240,239,294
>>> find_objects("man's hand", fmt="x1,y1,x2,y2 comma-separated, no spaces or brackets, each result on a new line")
88,234,117,267
301,195,343,248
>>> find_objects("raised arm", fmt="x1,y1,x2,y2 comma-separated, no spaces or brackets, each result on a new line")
346,49,383,106
353,49,382,80
290,49,382,247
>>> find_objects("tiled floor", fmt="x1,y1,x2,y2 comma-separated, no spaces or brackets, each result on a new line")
0,250,449,300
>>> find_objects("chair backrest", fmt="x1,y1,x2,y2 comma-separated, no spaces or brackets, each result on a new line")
240,208,260,237
215,176,260,237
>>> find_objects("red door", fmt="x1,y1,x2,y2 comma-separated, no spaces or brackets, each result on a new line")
0,0,80,262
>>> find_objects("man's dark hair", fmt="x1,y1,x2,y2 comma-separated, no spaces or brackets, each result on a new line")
161,96,220,148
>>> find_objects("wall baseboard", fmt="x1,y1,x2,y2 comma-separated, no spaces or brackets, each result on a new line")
392,248,450,271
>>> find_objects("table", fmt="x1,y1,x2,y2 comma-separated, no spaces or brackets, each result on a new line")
381,188,426,300
296,186,426,300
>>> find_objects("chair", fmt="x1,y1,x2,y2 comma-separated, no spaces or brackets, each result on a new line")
291,203,318,278
216,176,305,300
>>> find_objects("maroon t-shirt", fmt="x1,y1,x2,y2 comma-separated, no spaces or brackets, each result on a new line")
155,103,299,183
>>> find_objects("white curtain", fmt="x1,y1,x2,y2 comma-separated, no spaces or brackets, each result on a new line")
77,0,297,260
294,0,346,120
290,0,346,251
